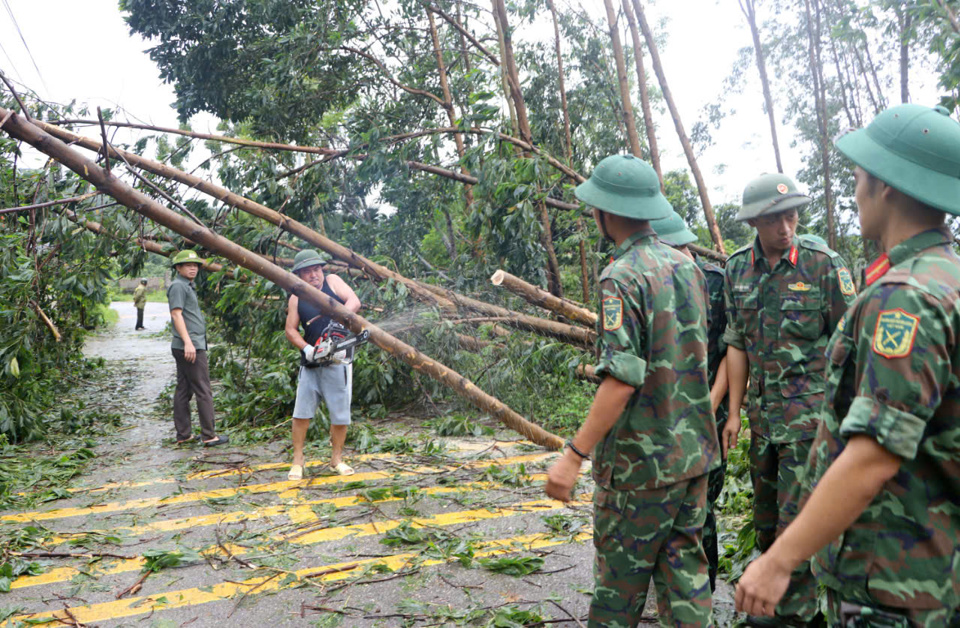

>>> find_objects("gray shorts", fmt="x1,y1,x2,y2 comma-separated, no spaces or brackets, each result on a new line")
292,364,352,425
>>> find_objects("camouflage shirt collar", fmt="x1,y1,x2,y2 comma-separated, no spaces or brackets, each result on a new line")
887,227,953,267
749,235,799,269
612,226,657,260
865,227,952,286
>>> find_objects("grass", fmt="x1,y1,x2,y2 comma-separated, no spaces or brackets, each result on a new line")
96,303,119,326
109,289,167,303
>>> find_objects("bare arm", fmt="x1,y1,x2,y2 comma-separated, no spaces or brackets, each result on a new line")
326,275,361,314
722,346,748,456
545,375,636,502
170,308,196,363
710,355,729,415
285,295,307,350
735,435,901,616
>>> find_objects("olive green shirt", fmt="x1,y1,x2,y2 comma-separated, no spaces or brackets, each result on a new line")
167,274,207,351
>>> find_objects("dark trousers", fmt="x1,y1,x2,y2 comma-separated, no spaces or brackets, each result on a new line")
136,307,145,329
171,349,217,441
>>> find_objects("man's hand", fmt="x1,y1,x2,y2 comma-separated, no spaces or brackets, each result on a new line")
301,345,320,366
735,551,793,617
184,341,197,363
545,451,582,503
721,415,741,457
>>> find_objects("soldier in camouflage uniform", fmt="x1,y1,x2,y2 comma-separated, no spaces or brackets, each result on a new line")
652,210,729,593
735,104,960,627
545,155,720,628
723,173,857,624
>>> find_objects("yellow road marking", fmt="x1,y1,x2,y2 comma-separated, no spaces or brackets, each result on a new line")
14,440,537,498
12,490,586,591
1,453,553,524
5,529,592,626
47,475,549,543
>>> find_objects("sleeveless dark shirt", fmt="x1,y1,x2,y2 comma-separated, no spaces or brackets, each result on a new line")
298,280,345,345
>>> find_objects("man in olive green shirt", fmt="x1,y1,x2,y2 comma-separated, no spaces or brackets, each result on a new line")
167,250,227,447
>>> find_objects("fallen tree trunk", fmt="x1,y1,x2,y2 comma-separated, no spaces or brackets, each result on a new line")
40,121,593,346
416,281,597,347
689,242,728,264
30,120,454,311
2,108,562,450
491,269,596,327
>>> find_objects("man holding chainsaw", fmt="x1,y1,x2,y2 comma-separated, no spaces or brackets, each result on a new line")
285,249,362,481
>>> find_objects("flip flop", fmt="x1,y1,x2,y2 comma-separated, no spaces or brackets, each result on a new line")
332,462,354,476
287,464,304,481
175,435,201,445
202,435,230,447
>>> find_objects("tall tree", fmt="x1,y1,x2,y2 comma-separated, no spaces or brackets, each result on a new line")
739,0,784,173
621,0,663,187
491,0,562,297
426,6,470,260
602,0,643,156
632,0,726,253
546,0,590,302
802,0,837,248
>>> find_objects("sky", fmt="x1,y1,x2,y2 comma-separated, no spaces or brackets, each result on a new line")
0,0,942,209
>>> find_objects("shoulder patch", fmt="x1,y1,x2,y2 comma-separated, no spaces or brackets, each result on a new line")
837,268,856,296
602,296,623,331
873,309,920,359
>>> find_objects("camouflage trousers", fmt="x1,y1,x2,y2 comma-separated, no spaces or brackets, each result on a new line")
749,435,818,623
703,407,727,592
825,590,960,627
590,475,714,628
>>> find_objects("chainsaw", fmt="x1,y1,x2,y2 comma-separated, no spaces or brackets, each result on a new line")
310,323,370,367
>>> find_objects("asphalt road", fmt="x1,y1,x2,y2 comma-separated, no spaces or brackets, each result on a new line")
0,302,738,627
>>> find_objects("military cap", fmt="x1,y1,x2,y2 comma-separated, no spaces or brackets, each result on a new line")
292,249,328,273
650,210,697,247
170,249,206,267
736,173,811,222
575,154,672,221
835,104,960,216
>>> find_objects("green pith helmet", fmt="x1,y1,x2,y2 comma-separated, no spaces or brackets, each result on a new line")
292,249,328,273
650,211,697,247
574,154,672,220
140,278,148,284
736,173,811,221
835,104,960,216
170,249,206,267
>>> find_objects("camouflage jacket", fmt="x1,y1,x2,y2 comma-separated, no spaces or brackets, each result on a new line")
699,258,727,390
722,235,856,442
593,228,720,491
809,227,960,611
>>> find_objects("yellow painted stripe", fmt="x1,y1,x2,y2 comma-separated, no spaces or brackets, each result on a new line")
1,452,553,524
47,475,549,543
12,490,585,591
13,440,536,497
5,530,592,626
